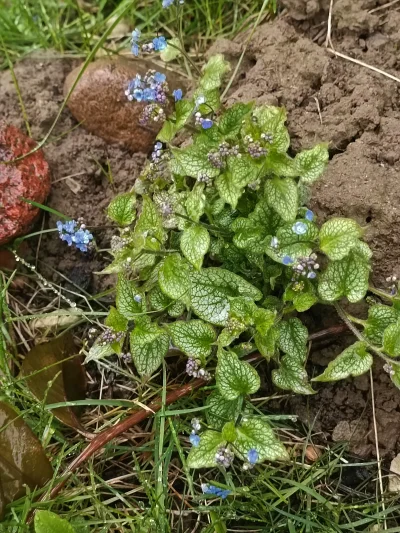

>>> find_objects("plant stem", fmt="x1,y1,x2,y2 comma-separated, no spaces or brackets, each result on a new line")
368,284,394,302
333,302,399,367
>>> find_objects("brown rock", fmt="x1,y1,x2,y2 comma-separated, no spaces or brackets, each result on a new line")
64,57,182,153
0,123,51,245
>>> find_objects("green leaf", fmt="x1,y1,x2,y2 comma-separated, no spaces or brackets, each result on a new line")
107,192,136,226
252,106,290,153
216,351,260,400
272,355,315,394
21,333,86,430
318,251,370,303
180,225,210,270
130,319,169,376
149,287,172,311
278,318,308,362
159,254,191,301
199,54,231,91
168,320,216,361
265,152,297,177
175,99,195,129
255,328,279,360
160,37,181,61
215,156,258,208
254,308,276,336
383,319,400,357
85,342,114,363
187,430,225,469
265,177,298,222
294,143,329,183
35,511,77,533
206,391,240,431
234,418,289,462
170,145,219,179
116,276,144,319
134,196,164,244
0,402,53,516
293,292,318,312
222,421,237,442
313,342,372,382
320,218,363,260
218,103,253,138
186,182,206,223
190,268,262,325
105,306,128,332
364,304,399,345
157,120,178,143
168,300,186,317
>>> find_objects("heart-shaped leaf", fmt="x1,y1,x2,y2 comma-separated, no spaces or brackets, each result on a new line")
187,430,225,469
313,342,372,382
234,418,289,462
216,351,260,400
21,333,86,429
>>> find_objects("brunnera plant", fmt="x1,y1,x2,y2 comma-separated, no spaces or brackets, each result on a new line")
79,14,400,480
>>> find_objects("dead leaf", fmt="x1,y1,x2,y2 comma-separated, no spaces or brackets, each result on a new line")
20,333,86,430
0,401,53,517
31,308,82,333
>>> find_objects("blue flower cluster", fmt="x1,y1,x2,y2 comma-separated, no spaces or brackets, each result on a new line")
201,484,231,499
125,71,167,103
57,220,93,252
130,28,168,56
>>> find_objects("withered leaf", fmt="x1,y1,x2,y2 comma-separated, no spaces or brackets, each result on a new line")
0,402,53,517
21,333,86,429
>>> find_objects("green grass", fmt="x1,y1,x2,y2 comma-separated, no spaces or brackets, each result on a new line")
0,0,270,68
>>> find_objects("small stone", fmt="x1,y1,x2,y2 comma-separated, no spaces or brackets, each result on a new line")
64,57,184,153
0,123,51,245
389,453,400,492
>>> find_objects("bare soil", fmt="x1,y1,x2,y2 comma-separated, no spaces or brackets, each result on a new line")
2,0,400,457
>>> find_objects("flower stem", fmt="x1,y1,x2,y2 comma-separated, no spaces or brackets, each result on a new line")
368,284,394,302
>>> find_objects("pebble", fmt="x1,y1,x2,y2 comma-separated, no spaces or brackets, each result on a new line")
0,122,51,245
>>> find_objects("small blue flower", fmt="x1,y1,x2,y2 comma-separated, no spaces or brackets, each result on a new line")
173,88,183,101
154,72,166,84
307,271,317,279
282,255,294,265
143,88,156,101
202,484,231,499
162,0,175,6
305,209,314,222
134,294,142,303
131,43,139,57
133,88,144,102
247,448,259,465
201,118,213,130
153,36,167,51
292,221,307,235
132,28,141,41
155,142,163,150
189,434,200,447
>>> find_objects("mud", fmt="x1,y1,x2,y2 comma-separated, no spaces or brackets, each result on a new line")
2,0,400,456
